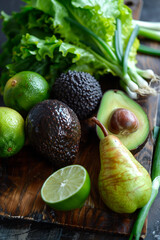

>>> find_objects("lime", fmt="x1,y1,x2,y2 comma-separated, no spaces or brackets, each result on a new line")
41,165,91,211
0,107,25,158
3,71,50,116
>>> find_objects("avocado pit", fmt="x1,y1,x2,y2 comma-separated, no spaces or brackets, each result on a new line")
108,108,139,135
96,90,149,150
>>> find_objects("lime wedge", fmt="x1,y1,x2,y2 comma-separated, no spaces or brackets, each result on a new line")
41,165,91,211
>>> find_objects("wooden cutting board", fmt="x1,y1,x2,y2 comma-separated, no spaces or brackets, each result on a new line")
0,0,159,238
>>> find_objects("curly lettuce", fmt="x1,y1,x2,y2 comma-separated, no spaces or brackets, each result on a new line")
0,0,156,97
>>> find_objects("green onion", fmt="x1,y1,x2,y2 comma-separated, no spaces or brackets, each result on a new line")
136,67,155,80
151,128,160,180
120,79,138,99
122,73,139,92
133,20,160,31
153,126,160,140
65,17,117,62
138,44,160,56
116,18,123,57
123,25,139,74
138,27,160,41
129,128,160,240
129,177,160,240
115,30,122,62
65,16,155,97
115,18,123,62
128,67,149,88
89,47,139,94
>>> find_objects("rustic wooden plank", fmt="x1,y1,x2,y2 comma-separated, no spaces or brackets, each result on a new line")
0,67,158,237
125,0,143,19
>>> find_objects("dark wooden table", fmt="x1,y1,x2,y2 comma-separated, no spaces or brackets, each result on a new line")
0,0,160,239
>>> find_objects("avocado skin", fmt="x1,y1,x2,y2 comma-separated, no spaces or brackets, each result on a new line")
26,100,81,168
96,90,149,151
52,70,102,120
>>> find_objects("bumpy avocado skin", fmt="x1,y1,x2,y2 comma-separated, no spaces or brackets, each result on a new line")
52,71,102,120
26,100,81,168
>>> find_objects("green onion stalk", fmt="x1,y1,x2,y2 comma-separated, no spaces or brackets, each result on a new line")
133,20,160,31
0,1,158,99
66,16,157,99
138,45,160,56
129,128,160,240
133,19,160,57
133,19,160,42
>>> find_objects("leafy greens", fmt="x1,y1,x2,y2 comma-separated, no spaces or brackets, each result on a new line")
0,0,157,97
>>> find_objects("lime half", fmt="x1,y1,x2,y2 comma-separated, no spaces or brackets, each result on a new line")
41,165,91,211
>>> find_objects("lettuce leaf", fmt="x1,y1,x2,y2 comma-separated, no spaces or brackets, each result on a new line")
0,0,141,95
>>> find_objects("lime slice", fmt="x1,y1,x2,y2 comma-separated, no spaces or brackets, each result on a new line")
41,165,91,211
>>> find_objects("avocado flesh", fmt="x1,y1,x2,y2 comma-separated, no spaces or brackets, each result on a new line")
97,90,149,150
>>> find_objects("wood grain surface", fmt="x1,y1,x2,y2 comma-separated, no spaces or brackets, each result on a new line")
0,0,160,239
0,93,158,237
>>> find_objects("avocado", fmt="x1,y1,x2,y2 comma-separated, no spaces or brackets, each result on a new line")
26,99,81,168
96,90,149,150
52,70,102,120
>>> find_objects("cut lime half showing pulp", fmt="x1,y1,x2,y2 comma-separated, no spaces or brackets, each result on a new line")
41,165,91,211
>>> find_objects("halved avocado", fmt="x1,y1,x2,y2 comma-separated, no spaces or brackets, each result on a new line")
96,90,149,150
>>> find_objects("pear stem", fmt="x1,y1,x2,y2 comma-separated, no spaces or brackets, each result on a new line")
92,117,108,137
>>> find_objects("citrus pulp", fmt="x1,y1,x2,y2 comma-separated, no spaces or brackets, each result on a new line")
41,165,91,211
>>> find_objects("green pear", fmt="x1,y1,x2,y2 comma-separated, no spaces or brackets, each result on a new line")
93,117,152,214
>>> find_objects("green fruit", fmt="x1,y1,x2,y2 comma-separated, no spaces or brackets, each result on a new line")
0,107,25,158
96,90,149,150
92,117,152,214
41,165,91,211
26,100,81,168
3,71,50,116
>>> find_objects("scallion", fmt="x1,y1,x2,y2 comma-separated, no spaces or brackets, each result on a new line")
138,44,160,56
133,20,160,31
115,30,122,62
138,27,160,41
123,25,139,74
120,79,138,99
65,15,156,98
115,18,123,62
65,17,117,62
129,128,160,240
136,67,155,80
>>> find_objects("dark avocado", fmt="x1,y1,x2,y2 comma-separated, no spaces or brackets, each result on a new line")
52,70,102,120
96,90,149,150
26,99,81,168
